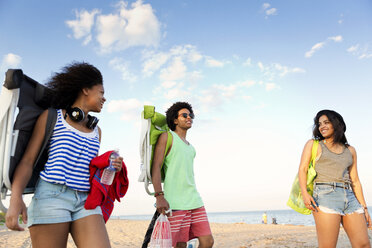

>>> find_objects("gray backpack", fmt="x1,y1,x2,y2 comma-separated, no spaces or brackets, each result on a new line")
0,69,56,212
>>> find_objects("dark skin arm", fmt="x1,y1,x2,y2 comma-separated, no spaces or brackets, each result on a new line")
5,109,48,231
151,132,170,215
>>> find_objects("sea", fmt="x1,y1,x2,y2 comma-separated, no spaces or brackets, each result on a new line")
115,209,316,226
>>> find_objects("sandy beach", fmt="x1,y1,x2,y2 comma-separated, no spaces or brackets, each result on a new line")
1,220,371,247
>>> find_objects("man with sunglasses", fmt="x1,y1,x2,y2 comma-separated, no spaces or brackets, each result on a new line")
151,102,214,248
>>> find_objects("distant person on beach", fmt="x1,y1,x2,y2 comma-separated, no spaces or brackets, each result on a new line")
151,102,214,248
262,212,267,224
6,62,123,247
298,110,371,247
271,217,277,225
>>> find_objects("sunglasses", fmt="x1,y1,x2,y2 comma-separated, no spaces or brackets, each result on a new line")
178,113,195,119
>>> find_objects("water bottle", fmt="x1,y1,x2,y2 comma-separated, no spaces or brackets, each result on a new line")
187,239,197,248
101,150,119,185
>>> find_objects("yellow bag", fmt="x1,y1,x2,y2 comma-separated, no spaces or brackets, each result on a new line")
287,140,319,215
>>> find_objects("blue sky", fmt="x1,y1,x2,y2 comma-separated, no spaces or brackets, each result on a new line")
1,0,372,216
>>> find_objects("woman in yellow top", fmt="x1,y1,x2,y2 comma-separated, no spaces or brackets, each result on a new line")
298,110,371,247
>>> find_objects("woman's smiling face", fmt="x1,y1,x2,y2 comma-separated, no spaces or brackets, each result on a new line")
318,115,334,139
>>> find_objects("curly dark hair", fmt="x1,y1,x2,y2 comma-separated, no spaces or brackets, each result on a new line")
165,102,194,131
313,109,349,146
46,62,103,109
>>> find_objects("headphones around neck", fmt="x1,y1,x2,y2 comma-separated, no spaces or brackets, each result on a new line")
65,107,99,129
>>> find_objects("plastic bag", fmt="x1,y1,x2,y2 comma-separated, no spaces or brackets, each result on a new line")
287,140,319,215
149,214,172,248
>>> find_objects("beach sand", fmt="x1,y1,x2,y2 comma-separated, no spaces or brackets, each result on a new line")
0,220,371,247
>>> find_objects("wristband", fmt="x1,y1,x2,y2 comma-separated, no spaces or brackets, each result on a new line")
154,191,164,197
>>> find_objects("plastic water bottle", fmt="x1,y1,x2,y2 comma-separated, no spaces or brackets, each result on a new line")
187,239,197,248
101,150,119,185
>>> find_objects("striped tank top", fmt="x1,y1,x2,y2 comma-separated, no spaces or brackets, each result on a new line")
314,141,353,183
40,109,100,191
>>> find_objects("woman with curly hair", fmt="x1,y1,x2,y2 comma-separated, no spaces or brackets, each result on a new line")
6,62,122,248
298,110,371,247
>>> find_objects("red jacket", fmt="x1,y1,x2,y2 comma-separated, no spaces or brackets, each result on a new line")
85,151,129,222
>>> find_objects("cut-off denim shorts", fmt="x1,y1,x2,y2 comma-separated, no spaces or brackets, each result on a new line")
313,182,364,215
27,179,102,227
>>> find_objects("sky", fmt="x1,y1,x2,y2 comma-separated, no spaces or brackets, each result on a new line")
1,0,372,216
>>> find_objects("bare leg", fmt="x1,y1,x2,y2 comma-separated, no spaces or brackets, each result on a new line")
70,214,111,248
29,222,70,248
198,234,214,248
313,210,342,248
176,242,187,248
342,213,371,248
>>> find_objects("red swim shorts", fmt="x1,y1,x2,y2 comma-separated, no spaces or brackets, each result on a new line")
167,206,212,246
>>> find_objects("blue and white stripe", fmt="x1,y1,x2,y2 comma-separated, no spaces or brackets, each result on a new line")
40,109,100,191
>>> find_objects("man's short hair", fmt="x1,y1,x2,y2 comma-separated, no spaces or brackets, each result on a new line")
165,102,194,131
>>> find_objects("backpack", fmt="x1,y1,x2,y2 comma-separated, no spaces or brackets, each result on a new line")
138,105,172,195
0,69,57,212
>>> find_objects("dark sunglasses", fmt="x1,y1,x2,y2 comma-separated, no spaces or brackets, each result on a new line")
178,113,194,119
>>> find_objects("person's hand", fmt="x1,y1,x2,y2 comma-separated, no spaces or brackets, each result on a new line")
5,197,27,231
156,195,170,215
365,210,371,229
112,156,123,171
302,191,318,212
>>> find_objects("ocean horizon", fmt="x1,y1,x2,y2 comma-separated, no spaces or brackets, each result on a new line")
114,206,371,226
114,209,315,226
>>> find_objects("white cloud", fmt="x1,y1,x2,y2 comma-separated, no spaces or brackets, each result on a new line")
199,87,224,108
159,57,187,82
66,0,161,53
262,3,277,18
257,62,305,79
142,45,202,77
239,80,256,87
66,9,99,45
197,79,257,111
205,57,225,68
164,86,190,100
305,35,343,58
109,57,137,82
328,35,343,42
338,14,344,24
305,42,325,58
161,81,177,89
273,63,306,77
346,44,372,60
243,58,252,67
242,95,252,101
265,82,277,91
1,53,22,69
106,98,143,121
358,53,372,59
96,1,161,53
188,49,203,63
142,51,170,77
214,84,238,98
347,44,359,53
262,3,271,10
258,62,265,71
266,8,277,16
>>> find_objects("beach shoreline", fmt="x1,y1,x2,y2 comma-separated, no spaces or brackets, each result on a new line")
1,220,370,247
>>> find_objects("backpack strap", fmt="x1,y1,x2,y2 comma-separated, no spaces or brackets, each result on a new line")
163,131,173,162
33,108,57,168
160,131,173,181
311,140,319,165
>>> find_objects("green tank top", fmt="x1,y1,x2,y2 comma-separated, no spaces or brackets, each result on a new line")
163,131,203,210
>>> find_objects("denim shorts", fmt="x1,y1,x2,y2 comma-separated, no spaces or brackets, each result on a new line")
27,179,102,227
313,182,364,215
